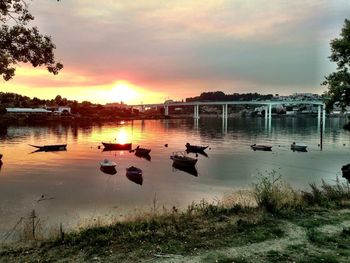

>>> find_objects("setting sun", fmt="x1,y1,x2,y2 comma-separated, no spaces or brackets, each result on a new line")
111,82,138,103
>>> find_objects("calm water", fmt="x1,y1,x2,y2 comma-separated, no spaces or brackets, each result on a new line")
0,117,349,237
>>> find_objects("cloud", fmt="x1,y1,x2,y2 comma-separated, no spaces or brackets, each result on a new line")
5,0,348,103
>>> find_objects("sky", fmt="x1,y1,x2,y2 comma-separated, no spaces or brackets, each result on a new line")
1,0,350,104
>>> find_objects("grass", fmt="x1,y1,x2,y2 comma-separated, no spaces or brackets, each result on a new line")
1,174,350,262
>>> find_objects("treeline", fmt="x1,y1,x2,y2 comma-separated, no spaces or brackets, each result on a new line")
0,92,138,120
186,91,274,102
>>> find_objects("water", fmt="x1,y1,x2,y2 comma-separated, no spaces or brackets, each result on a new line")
0,116,349,238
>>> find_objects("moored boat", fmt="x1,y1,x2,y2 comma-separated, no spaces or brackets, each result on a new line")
291,142,308,152
170,152,198,166
250,144,272,151
102,142,132,151
185,143,208,152
126,166,143,176
100,159,117,168
29,144,67,152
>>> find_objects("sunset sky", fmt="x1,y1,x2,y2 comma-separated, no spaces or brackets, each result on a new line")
1,0,349,104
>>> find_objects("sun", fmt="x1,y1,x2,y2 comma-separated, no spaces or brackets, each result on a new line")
111,82,138,103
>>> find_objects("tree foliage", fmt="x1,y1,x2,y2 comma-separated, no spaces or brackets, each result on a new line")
323,19,350,110
0,0,63,81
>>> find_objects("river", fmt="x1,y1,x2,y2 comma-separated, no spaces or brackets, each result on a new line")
0,116,349,239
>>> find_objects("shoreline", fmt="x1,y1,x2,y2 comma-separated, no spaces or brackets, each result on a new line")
0,113,347,126
1,176,349,262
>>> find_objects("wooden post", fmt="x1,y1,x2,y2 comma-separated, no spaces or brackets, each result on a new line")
320,106,323,151
30,210,37,239
60,223,64,241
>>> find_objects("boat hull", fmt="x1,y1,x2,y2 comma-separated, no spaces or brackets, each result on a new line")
250,145,272,151
29,144,67,152
102,142,132,151
170,156,198,166
185,144,208,153
291,145,308,152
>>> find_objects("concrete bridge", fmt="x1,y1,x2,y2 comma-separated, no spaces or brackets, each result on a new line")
129,100,326,127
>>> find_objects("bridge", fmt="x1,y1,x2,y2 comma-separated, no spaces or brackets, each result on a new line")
129,100,326,126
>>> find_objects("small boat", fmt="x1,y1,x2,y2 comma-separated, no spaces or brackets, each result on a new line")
100,159,117,168
102,142,132,151
250,144,272,151
291,142,308,152
185,143,208,152
341,163,350,179
172,162,198,177
135,146,151,155
170,152,198,166
126,166,143,176
29,144,67,152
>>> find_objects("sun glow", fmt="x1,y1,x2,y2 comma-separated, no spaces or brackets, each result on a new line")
111,81,138,103
116,129,130,145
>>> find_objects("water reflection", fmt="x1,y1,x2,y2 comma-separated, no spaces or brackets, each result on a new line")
126,173,143,185
172,162,199,177
135,151,151,161
100,166,117,175
1,117,350,239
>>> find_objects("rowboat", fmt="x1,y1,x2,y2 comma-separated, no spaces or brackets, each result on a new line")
29,144,67,152
126,166,143,176
250,144,272,151
170,152,198,166
185,143,208,152
291,142,308,152
102,142,132,151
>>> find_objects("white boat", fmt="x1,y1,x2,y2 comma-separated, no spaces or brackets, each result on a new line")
290,142,307,152
100,159,117,168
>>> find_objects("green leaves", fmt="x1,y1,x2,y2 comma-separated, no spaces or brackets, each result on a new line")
0,0,63,81
323,19,350,110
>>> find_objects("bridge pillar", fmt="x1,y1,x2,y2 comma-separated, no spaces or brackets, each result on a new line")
140,105,145,113
265,105,268,119
194,105,200,119
268,104,272,119
222,105,225,119
225,104,228,118
165,105,169,116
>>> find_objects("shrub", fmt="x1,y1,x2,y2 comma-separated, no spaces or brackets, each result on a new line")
252,171,303,214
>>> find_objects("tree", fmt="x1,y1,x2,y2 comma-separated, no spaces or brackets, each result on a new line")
323,19,350,111
0,0,63,81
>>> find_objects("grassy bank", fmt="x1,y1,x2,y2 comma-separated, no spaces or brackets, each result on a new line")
1,174,350,262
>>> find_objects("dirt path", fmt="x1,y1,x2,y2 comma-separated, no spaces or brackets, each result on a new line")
152,221,306,263
152,214,350,263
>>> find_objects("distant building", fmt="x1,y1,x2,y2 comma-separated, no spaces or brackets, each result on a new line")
6,107,71,115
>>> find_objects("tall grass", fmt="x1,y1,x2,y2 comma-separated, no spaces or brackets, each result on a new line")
252,171,303,214
253,172,350,213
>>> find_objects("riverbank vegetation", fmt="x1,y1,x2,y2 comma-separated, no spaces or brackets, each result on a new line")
1,174,350,262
